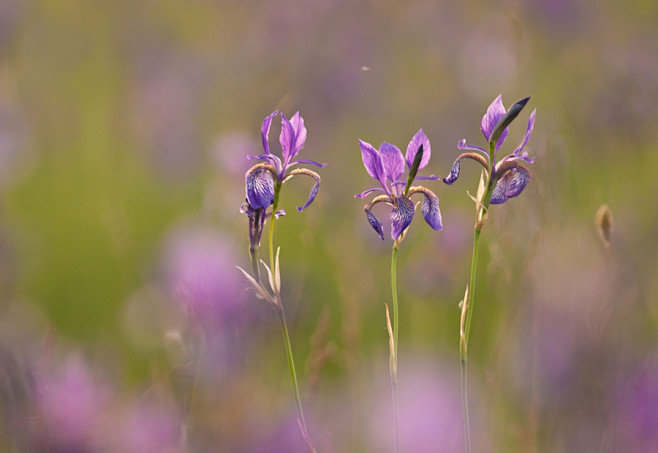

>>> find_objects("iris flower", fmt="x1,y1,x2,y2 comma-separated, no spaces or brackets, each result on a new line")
355,129,442,240
241,110,326,252
443,95,536,204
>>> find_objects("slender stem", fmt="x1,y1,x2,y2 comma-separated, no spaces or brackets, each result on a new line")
460,228,481,453
390,243,400,453
267,181,315,452
278,309,311,440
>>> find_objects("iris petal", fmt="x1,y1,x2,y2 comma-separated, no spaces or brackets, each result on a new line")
443,152,489,185
490,166,531,204
405,128,431,171
286,168,321,212
365,209,385,240
245,165,275,208
379,142,405,183
390,196,415,240
408,187,443,230
359,139,387,192
261,110,278,155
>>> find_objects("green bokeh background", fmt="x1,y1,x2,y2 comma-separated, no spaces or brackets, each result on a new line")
1,0,657,451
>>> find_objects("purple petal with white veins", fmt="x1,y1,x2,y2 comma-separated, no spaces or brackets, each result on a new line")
245,166,275,208
490,166,531,204
481,95,506,142
513,109,536,159
261,110,278,155
443,152,488,185
379,142,405,182
406,129,431,170
409,187,442,230
280,112,306,163
391,196,415,240
359,139,387,190
365,209,385,240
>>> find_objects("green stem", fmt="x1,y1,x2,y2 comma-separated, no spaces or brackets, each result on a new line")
268,182,314,452
460,228,481,453
390,243,400,453
278,309,311,441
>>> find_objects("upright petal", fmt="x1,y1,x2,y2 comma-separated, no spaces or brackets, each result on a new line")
490,166,531,204
512,108,536,160
280,112,307,166
245,165,275,209
481,95,507,142
406,128,431,170
359,139,387,191
390,196,415,240
379,142,405,183
408,186,442,230
261,110,279,155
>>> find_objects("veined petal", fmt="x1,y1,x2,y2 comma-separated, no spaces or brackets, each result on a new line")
248,153,283,177
364,195,392,240
406,128,431,170
491,96,530,157
365,209,385,240
286,168,321,212
261,110,279,155
443,152,489,185
379,142,405,183
245,164,276,208
481,94,507,142
408,186,443,230
390,196,415,240
513,108,536,160
490,165,531,204
359,139,387,191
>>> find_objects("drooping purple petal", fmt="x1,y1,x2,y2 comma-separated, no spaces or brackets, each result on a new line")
379,142,405,183
365,209,385,240
480,95,507,143
443,152,488,185
261,110,278,155
409,187,443,230
390,196,415,240
359,139,387,191
286,168,321,212
512,108,536,161
490,166,531,204
245,166,275,208
406,128,431,170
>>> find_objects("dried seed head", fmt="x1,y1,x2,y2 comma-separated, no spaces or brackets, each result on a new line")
595,204,614,248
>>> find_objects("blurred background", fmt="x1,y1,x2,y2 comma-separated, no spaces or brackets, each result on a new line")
0,0,657,451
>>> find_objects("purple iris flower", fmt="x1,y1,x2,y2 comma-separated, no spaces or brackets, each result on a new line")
355,129,442,240
444,94,536,204
241,110,326,251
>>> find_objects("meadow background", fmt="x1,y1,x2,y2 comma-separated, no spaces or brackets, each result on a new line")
1,0,657,451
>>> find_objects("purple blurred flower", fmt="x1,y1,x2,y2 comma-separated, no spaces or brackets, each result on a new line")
114,402,179,453
618,362,658,451
355,129,442,240
444,95,536,205
37,357,110,450
164,225,244,330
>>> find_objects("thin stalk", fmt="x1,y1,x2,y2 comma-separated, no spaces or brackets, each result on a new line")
460,228,481,453
267,182,315,452
390,243,400,453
